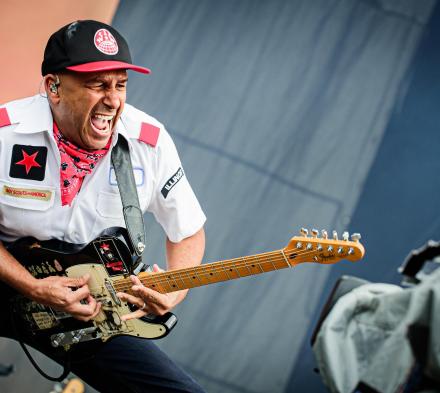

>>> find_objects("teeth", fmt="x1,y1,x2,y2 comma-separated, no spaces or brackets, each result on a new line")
94,114,114,121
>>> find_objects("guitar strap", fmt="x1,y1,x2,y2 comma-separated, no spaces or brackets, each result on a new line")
111,135,146,261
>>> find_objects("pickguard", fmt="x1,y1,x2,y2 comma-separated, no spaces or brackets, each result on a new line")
2,229,177,350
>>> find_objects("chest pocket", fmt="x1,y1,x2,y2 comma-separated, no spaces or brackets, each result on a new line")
0,179,56,240
90,190,126,238
96,191,123,218
92,188,150,234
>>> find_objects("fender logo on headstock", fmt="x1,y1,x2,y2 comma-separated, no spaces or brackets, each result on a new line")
283,228,365,266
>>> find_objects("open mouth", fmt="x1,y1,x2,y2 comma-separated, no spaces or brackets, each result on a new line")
90,113,114,135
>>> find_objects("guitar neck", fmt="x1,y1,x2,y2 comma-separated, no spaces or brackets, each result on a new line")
113,232,365,294
115,249,293,294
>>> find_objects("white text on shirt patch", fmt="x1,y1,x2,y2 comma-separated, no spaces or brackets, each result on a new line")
161,167,184,198
2,185,52,201
109,167,144,186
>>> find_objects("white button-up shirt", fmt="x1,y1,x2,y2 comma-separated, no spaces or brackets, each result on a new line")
0,95,206,244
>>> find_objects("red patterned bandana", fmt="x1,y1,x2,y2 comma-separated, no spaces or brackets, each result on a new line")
53,122,111,206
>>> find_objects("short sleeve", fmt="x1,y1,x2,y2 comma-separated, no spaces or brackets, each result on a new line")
146,128,206,242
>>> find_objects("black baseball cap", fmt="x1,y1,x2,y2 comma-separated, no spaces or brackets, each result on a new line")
41,20,150,76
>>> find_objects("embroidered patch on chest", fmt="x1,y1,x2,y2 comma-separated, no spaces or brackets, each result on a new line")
2,185,52,201
109,167,144,186
161,167,184,198
9,145,48,181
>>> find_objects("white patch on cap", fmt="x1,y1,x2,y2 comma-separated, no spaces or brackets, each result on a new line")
94,29,119,55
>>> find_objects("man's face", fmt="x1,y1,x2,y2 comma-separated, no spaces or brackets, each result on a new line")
51,70,128,150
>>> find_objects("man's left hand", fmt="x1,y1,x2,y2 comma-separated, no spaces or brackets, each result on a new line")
117,264,186,321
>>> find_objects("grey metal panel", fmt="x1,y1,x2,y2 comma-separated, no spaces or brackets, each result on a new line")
112,0,435,392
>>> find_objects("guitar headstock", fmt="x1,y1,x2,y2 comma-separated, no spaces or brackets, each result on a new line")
283,228,365,265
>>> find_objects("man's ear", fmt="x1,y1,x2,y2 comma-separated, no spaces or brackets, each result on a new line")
44,74,60,103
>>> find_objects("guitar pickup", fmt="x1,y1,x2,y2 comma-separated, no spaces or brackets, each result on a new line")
105,278,121,306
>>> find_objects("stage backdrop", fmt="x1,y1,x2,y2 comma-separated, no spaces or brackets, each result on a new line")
113,0,436,392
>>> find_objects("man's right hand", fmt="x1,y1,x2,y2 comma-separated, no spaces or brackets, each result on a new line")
30,274,101,321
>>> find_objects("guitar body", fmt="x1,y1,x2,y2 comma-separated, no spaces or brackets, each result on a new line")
1,228,177,351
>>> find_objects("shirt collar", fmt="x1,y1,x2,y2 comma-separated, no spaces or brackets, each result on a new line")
113,110,133,148
11,95,53,134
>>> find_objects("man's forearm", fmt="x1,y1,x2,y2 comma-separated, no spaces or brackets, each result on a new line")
118,227,207,318
166,227,205,270
0,242,38,297
0,242,100,320
165,227,205,303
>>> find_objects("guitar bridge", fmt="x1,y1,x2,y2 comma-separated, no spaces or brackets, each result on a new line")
50,327,101,348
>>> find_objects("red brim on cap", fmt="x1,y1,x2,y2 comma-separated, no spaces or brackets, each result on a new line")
66,61,150,74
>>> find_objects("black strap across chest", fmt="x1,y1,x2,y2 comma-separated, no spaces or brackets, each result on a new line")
111,135,146,258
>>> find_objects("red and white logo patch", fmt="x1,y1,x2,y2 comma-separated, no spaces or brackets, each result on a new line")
94,29,119,55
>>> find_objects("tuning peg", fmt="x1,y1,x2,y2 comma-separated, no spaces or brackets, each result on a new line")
296,241,303,249
327,245,334,252
337,246,344,254
321,230,328,239
348,247,354,255
332,230,338,240
306,243,313,250
311,229,319,238
351,233,361,242
300,228,309,237
342,231,349,241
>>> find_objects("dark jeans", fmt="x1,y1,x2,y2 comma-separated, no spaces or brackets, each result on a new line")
2,319,205,393
66,336,205,393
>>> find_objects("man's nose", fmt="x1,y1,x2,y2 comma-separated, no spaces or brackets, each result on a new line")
103,89,122,109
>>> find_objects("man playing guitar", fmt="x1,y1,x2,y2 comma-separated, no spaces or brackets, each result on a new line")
0,20,206,392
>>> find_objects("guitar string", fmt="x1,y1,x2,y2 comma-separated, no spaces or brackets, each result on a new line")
114,252,281,292
113,250,287,291
113,245,358,293
113,245,358,292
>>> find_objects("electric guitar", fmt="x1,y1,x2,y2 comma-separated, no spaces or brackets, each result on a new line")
1,227,364,351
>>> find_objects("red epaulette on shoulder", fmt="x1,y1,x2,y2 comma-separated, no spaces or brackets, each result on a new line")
139,122,160,147
0,108,11,127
